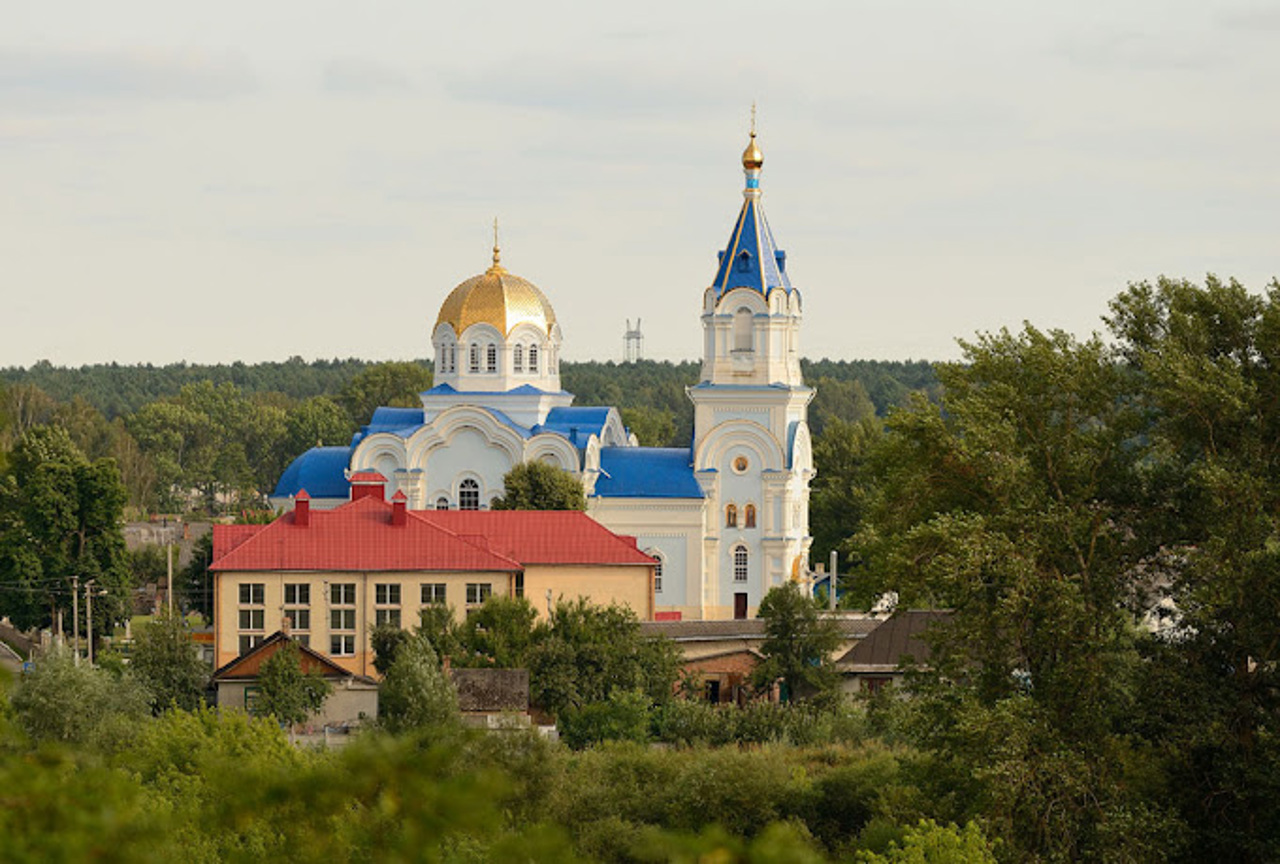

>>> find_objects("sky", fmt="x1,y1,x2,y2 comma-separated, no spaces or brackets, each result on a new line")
3,1,1279,368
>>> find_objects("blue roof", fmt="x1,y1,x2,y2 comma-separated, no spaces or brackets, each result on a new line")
350,406,425,446
424,383,570,397
534,406,614,447
488,408,533,439
594,447,704,499
711,194,793,298
273,446,352,498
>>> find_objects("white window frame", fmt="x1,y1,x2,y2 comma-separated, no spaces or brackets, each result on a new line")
733,545,749,582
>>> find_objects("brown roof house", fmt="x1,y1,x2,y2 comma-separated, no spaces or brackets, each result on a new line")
642,614,882,704
211,630,379,730
836,610,950,694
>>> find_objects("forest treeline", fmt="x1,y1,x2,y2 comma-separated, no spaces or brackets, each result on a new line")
0,356,938,515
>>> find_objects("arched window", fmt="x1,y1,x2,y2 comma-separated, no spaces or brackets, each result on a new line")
733,307,753,352
513,344,523,373
469,343,481,373
448,345,456,372
733,546,748,582
647,550,664,594
528,344,539,373
459,479,480,511
745,504,757,529
435,497,449,510
486,343,497,372
725,504,737,528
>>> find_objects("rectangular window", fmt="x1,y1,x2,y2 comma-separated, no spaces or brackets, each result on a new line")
421,583,447,604
239,583,264,605
331,583,356,605
238,634,262,655
288,609,311,632
284,583,310,605
466,583,492,605
375,584,401,605
375,608,402,627
330,635,355,656
331,608,356,631
514,572,524,599
294,635,310,649
238,609,264,631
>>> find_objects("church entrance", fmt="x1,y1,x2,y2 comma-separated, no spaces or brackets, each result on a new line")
733,593,748,620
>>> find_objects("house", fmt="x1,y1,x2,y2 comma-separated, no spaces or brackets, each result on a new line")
641,615,882,703
836,610,950,694
211,630,379,728
210,475,657,674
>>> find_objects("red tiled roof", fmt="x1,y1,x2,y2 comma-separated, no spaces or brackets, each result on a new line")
425,511,656,566
213,524,265,560
210,496,521,573
348,470,387,483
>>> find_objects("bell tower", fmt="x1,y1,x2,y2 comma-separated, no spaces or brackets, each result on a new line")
687,119,815,619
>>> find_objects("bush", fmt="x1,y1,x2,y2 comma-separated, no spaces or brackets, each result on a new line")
9,648,151,751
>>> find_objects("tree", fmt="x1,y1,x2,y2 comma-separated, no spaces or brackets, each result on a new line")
750,583,842,703
491,461,586,511
845,324,1169,860
337,361,432,425
460,595,539,667
129,610,210,713
0,425,133,634
9,647,152,750
619,406,676,447
528,598,680,718
251,641,331,728
378,632,459,734
282,396,354,457
808,417,882,580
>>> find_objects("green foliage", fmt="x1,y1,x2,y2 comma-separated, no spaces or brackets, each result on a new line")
371,621,412,675
0,425,133,633
751,583,842,704
619,405,677,447
856,820,998,863
179,530,214,623
491,461,586,511
337,360,432,425
528,598,681,720
459,594,539,667
251,641,331,727
808,416,883,581
128,610,210,713
283,395,355,455
9,648,151,751
560,688,653,749
378,633,460,735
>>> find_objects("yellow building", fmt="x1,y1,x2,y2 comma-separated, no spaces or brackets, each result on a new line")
211,476,655,675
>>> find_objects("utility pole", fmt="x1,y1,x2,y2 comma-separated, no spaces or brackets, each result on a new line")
72,575,80,666
167,534,174,615
85,579,95,665
829,550,838,611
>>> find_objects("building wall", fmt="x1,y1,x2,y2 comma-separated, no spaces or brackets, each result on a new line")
215,569,516,674
523,563,653,621
216,678,379,727
589,497,704,619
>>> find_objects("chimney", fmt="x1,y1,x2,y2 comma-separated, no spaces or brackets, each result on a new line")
295,490,311,527
282,615,292,636
349,470,388,502
391,490,408,526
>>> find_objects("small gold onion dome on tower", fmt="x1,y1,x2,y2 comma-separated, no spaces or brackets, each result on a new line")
742,130,764,170
435,225,558,337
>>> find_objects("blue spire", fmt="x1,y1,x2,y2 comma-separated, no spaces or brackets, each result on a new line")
710,129,794,298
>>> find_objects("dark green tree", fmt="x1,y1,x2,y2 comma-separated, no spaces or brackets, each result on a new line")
179,530,215,624
251,641,331,727
129,610,210,713
378,632,460,735
491,461,586,511
750,583,842,703
460,595,539,667
620,405,677,447
528,598,680,718
0,426,133,635
337,361,432,425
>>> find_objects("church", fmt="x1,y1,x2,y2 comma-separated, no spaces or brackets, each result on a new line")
271,129,815,621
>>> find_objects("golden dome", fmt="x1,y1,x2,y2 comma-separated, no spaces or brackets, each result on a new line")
435,257,558,337
742,130,763,170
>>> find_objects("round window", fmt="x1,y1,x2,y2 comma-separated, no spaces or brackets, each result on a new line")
733,456,749,473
